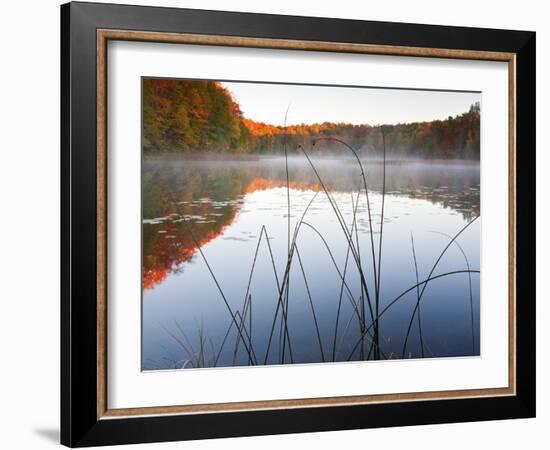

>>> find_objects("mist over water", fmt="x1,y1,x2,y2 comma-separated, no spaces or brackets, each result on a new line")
142,154,480,370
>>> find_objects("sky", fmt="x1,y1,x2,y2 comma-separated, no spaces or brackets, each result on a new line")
221,81,480,126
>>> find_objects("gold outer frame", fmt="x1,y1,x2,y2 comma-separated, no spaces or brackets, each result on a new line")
96,29,516,420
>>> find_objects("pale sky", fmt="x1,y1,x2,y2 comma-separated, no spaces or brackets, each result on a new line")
221,81,480,126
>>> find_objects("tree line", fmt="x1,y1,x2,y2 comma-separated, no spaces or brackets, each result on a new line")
143,78,480,159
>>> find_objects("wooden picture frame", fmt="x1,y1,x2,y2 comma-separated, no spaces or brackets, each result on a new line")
61,1,535,446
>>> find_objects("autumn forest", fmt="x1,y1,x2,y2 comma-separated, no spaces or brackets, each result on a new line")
143,78,481,159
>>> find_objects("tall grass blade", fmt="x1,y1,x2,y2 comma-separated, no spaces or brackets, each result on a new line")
346,269,480,360
401,216,479,358
295,245,325,362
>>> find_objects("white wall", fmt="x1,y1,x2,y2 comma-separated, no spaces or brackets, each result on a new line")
0,1,546,448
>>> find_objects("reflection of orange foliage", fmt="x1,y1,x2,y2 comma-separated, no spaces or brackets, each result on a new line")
143,177,322,291
143,220,234,291
143,267,170,290
245,177,322,194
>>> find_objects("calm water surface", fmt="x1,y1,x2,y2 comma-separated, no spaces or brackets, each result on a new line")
142,156,480,370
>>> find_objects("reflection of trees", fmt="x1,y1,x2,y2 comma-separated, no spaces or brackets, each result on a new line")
142,162,246,290
142,158,480,290
399,168,481,221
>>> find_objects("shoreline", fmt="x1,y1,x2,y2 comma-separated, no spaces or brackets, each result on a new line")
143,153,481,165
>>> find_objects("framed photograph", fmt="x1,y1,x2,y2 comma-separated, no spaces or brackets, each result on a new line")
61,1,535,447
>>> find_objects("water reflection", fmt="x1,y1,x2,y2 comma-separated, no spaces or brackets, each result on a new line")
142,156,480,369
142,157,479,291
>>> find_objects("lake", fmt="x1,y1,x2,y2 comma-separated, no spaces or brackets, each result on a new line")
142,155,480,370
